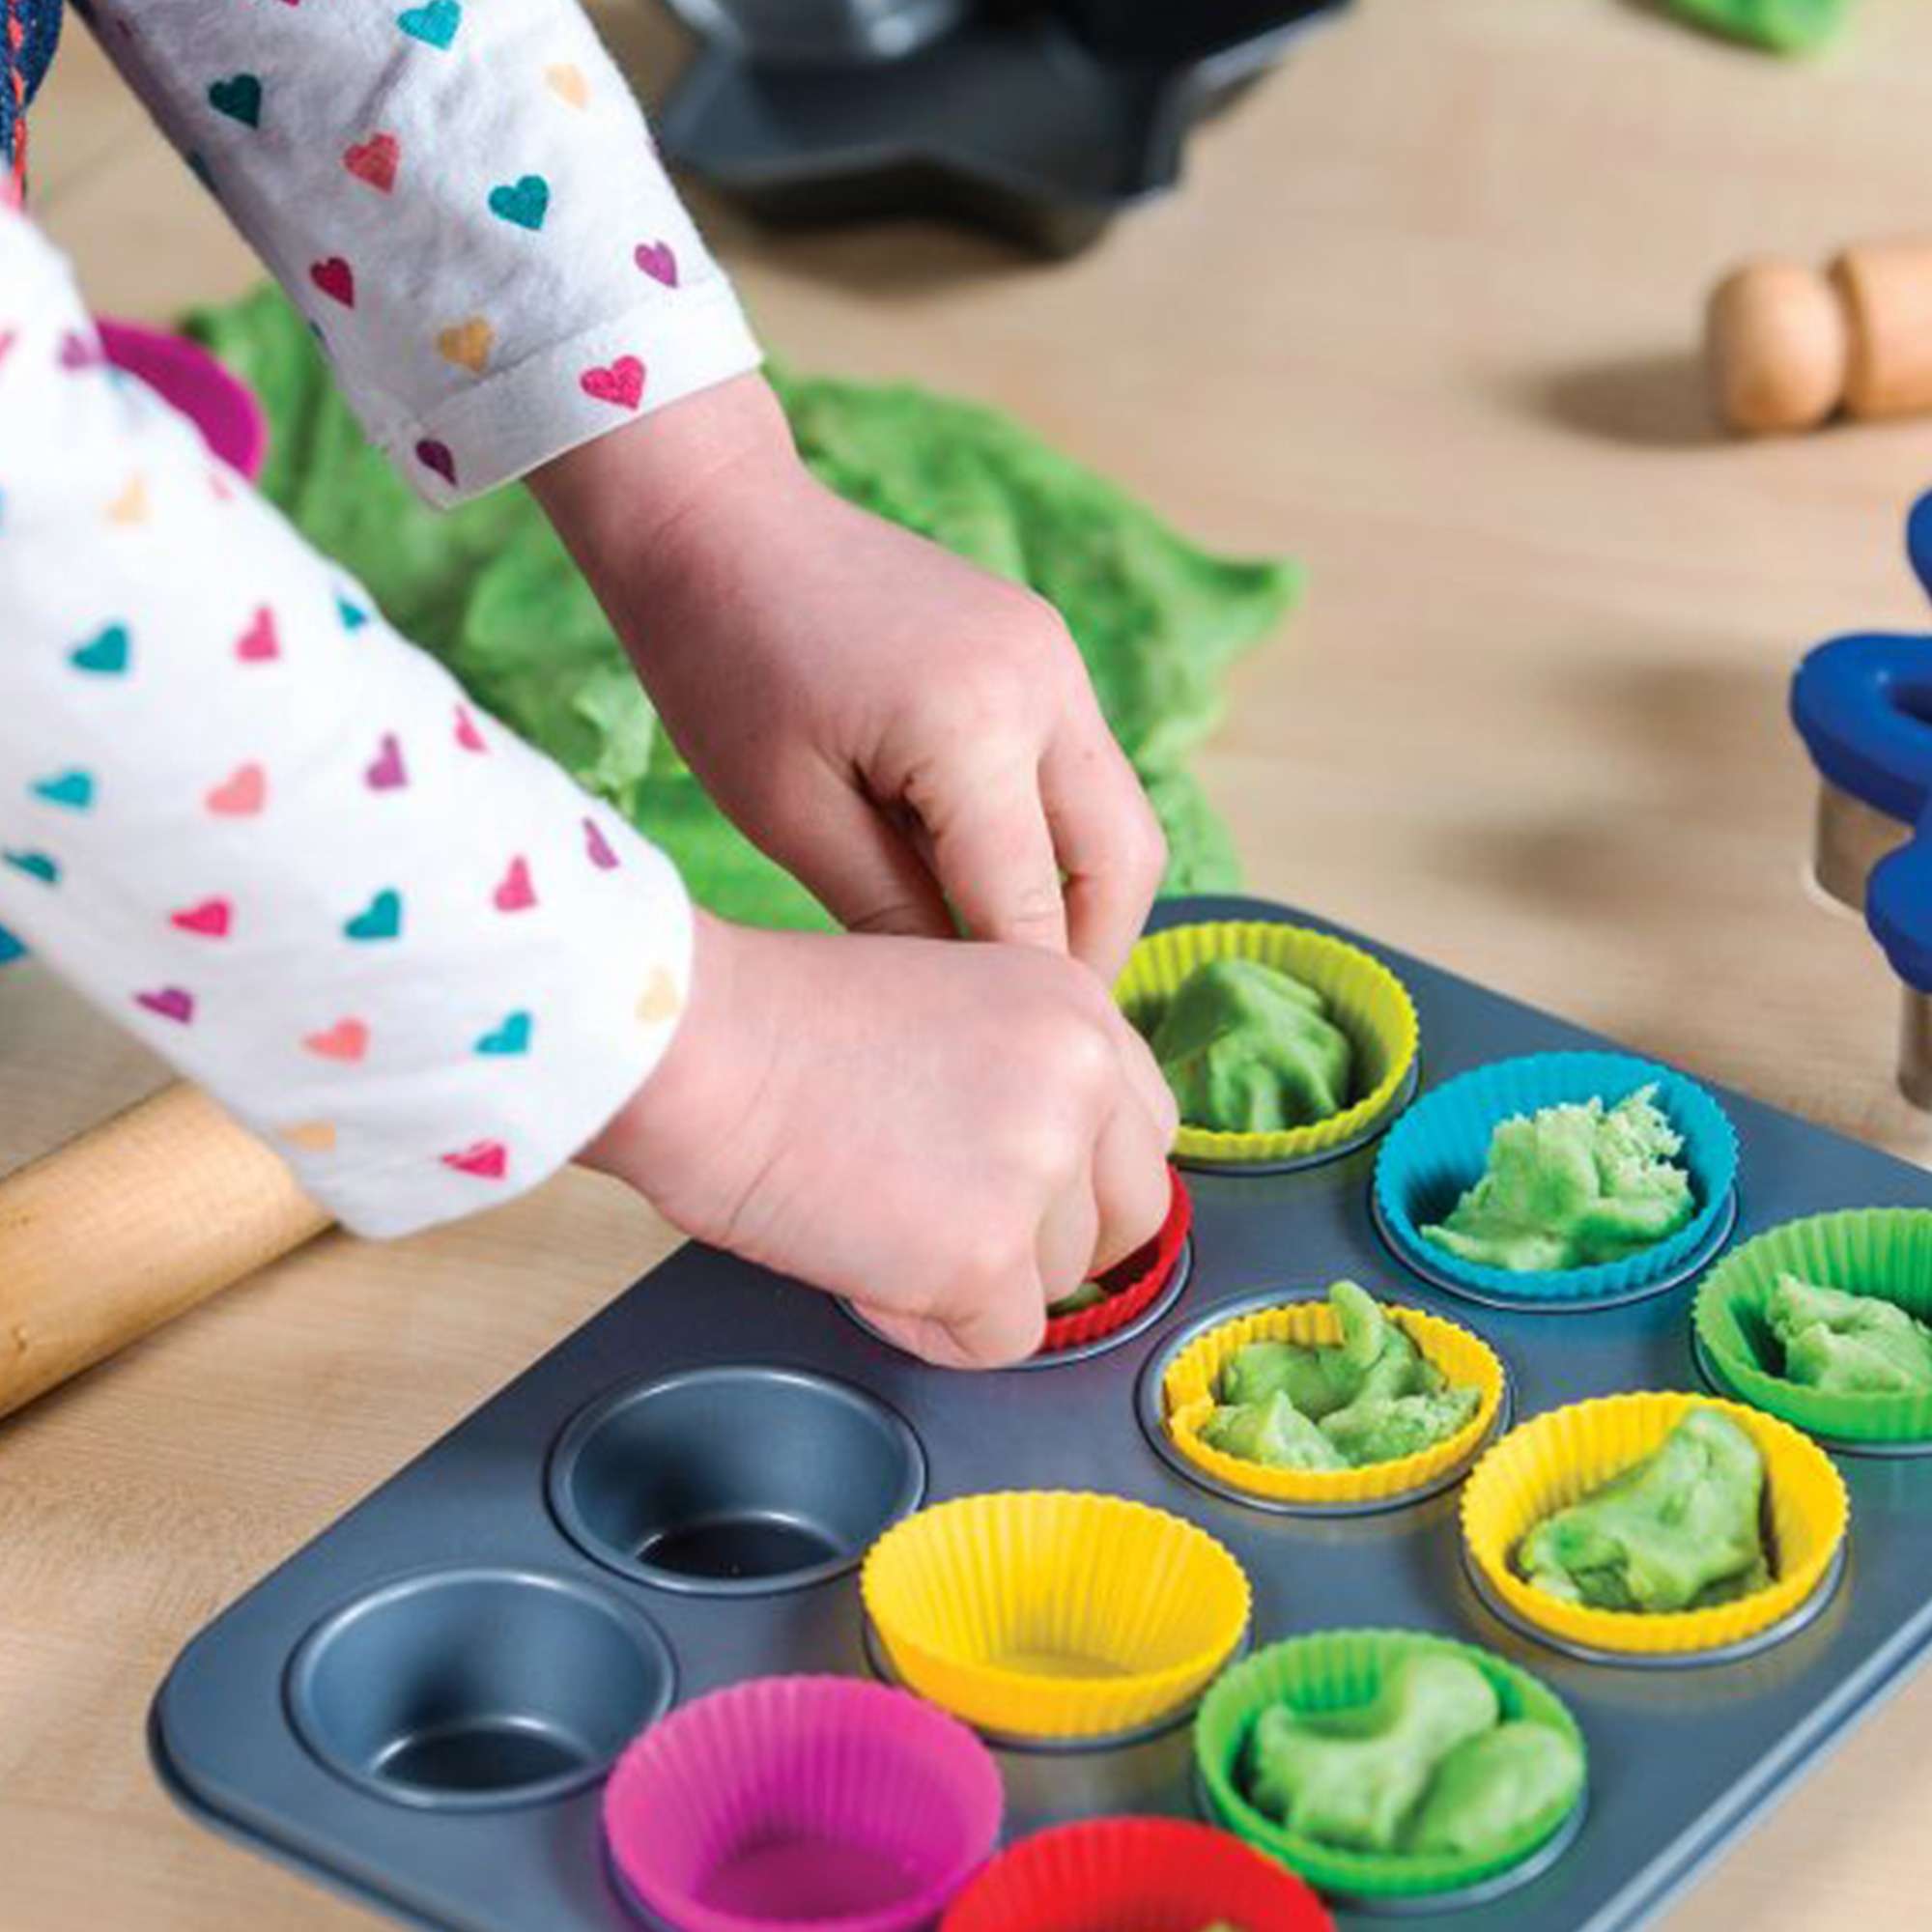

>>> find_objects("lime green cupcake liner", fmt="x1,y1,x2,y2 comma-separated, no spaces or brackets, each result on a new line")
1118,922,1421,1169
1193,1628,1586,1901
1694,1208,1932,1446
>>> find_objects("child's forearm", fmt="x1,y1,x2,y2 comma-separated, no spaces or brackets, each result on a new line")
85,0,761,504
0,209,691,1236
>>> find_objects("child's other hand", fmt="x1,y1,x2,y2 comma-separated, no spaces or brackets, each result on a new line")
582,914,1179,1368
533,375,1167,986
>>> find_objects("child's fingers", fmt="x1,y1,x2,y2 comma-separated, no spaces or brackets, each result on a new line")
1087,1093,1175,1276
1035,1175,1102,1309
1040,696,1168,986
919,747,1070,956
774,772,953,940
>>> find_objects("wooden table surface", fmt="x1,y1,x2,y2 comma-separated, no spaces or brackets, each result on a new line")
10,1,1932,1924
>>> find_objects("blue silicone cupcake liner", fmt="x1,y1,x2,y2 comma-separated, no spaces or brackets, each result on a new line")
1372,1052,1740,1308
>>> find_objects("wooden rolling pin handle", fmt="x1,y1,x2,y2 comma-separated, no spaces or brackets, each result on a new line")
1706,242,1932,434
0,1083,330,1421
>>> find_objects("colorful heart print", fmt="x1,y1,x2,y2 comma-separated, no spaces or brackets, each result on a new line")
310,257,356,308
454,705,487,753
436,317,494,374
582,817,620,870
344,889,403,941
342,132,399,193
106,475,149,525
633,241,678,287
337,595,370,631
580,355,644,411
71,623,130,674
364,733,408,790
206,762,266,816
303,1018,369,1062
396,0,460,49
32,770,93,810
414,439,457,487
171,898,233,938
487,174,550,231
475,1010,532,1056
136,986,195,1024
637,967,682,1024
545,63,588,107
57,330,100,371
492,857,536,912
236,606,279,662
441,1139,508,1179
3,850,58,884
281,1120,338,1153
207,73,263,128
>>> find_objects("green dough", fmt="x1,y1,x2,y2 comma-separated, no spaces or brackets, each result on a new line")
1767,1272,1932,1395
1516,1407,1770,1612
1204,1282,1480,1471
1202,1390,1348,1471
184,288,1296,931
1662,0,1849,55
1406,1721,1586,1858
1420,1086,1695,1274
1150,957,1353,1133
1244,1654,1499,1853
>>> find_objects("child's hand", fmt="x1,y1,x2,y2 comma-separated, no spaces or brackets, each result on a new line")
533,375,1167,985
582,914,1179,1368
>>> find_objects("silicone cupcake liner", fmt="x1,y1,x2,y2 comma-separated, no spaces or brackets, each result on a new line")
1373,1051,1740,1308
604,1675,1002,1932
1117,921,1421,1170
1461,1392,1849,1661
1693,1209,1932,1448
860,1491,1250,1743
1194,1630,1587,1903
1151,1293,1508,1510
1040,1166,1193,1355
940,1816,1333,1932
99,320,269,480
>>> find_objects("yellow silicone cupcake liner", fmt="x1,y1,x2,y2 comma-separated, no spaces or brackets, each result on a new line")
860,1491,1251,1742
1462,1392,1848,1659
1162,1297,1507,1506
1118,921,1420,1167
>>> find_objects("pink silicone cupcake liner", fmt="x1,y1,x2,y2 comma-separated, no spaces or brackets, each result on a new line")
604,1675,1003,1932
99,319,269,481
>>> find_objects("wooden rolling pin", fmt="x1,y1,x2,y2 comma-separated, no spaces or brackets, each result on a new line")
0,1083,328,1421
1707,240,1932,434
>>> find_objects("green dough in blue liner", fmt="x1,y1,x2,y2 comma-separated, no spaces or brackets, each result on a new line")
1421,1086,1694,1274
1239,1652,1581,1861
1150,956,1353,1134
1768,1273,1932,1395
1205,1282,1480,1471
1516,1407,1770,1613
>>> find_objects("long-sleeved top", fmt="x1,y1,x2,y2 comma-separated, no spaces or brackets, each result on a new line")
0,0,763,1234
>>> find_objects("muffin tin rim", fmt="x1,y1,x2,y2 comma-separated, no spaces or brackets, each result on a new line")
1135,1287,1516,1517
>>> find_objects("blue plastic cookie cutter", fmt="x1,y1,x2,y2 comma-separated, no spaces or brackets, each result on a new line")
1790,488,1932,1103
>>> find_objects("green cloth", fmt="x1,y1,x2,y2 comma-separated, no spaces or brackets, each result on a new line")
1662,0,1849,54
184,287,1296,930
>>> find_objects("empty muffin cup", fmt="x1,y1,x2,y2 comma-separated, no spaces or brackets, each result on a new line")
604,1675,1002,1932
286,1568,674,1808
861,1491,1250,1744
548,1367,925,1595
1040,1166,1194,1357
1694,1208,1932,1449
1460,1392,1849,1662
939,1816,1332,1932
1117,920,1420,1170
1150,1291,1508,1511
1194,1629,1586,1905
1372,1051,1740,1309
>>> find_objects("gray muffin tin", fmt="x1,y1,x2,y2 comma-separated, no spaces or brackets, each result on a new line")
152,894,1932,1932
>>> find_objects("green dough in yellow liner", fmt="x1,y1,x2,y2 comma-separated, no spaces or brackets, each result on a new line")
1150,956,1353,1134
1243,1653,1499,1854
1767,1272,1932,1395
1516,1407,1770,1613
1421,1086,1695,1274
1206,1282,1480,1471
1406,1721,1586,1859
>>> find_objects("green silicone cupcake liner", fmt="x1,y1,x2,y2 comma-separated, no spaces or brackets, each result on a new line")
1193,1628,1587,1903
1693,1208,1932,1448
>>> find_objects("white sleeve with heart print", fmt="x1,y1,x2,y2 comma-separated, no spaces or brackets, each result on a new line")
84,0,762,504
0,206,694,1237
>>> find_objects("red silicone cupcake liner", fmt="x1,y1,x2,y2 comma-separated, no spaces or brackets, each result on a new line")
940,1816,1332,1932
1039,1166,1192,1354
